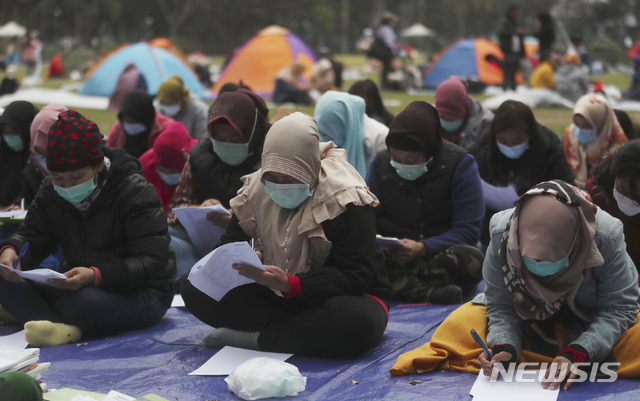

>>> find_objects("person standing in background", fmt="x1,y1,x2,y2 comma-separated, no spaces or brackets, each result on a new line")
535,12,555,55
376,12,399,91
497,6,525,91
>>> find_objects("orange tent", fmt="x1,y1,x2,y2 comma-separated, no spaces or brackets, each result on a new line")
212,26,316,98
149,38,189,63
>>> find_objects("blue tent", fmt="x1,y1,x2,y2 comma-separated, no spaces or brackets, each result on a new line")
78,42,205,98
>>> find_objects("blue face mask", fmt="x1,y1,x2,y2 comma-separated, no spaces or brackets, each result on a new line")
264,181,312,209
53,168,98,204
157,170,181,186
3,134,24,152
521,233,576,277
123,121,147,136
497,141,529,159
212,108,258,166
390,159,430,181
574,126,598,144
34,153,50,174
440,118,464,133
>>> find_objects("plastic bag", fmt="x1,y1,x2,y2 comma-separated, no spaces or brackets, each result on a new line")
225,357,307,400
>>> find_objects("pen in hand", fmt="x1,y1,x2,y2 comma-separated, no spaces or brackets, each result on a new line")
13,243,29,269
471,329,506,379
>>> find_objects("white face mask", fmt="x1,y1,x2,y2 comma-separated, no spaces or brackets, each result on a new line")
123,121,147,136
34,152,50,174
613,187,640,216
160,103,182,117
157,170,181,186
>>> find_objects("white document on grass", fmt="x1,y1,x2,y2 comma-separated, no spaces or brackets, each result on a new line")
187,241,264,302
0,263,67,286
0,330,27,350
470,370,559,401
173,205,232,257
481,180,520,211
375,235,404,247
189,346,293,376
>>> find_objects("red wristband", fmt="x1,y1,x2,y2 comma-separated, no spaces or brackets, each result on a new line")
558,345,588,364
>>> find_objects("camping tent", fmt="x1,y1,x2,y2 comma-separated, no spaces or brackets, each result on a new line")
400,23,435,38
148,38,189,63
212,25,316,98
423,38,522,88
0,21,26,37
78,42,205,98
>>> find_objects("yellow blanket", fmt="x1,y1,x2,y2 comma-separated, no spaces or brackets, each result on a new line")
391,302,640,377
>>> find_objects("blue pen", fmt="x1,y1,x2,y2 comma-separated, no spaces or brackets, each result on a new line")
13,243,29,269
471,329,506,379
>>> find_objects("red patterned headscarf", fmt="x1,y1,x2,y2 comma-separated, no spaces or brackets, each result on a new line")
46,110,104,172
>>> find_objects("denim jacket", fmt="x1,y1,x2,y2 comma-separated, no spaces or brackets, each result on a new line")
482,207,639,362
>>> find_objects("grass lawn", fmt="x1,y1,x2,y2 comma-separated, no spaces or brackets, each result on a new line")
2,54,639,137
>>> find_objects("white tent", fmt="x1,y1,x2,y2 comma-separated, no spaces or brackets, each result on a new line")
0,21,27,37
400,23,435,38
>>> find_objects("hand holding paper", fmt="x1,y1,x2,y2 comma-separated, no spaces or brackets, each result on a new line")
0,263,67,286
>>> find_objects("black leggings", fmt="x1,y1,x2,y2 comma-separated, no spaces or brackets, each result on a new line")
181,279,388,358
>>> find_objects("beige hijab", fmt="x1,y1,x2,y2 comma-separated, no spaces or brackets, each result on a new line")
564,94,627,186
231,112,378,275
501,180,597,320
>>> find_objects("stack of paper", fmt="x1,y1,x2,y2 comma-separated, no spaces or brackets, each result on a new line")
375,235,404,247
470,370,559,401
0,209,27,224
172,205,231,257
189,346,293,376
0,347,50,380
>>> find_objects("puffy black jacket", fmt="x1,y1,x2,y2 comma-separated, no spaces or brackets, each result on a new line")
1,146,175,304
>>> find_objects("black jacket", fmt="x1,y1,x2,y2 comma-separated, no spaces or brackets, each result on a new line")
470,123,575,196
221,204,392,306
497,17,525,57
0,146,175,304
371,140,468,241
189,122,269,209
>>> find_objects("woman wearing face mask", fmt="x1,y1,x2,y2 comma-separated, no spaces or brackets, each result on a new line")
585,140,640,271
348,79,395,127
139,122,197,210
156,75,209,140
0,101,38,211
366,101,485,304
180,112,391,358
21,103,67,208
478,180,639,390
470,100,575,247
564,94,628,188
166,89,270,283
434,76,494,150
0,110,175,348
106,90,174,158
314,91,388,178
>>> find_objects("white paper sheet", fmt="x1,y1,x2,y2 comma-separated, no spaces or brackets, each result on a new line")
0,330,27,350
470,370,559,401
171,294,185,308
187,242,264,302
189,346,293,376
480,180,520,211
0,348,39,373
173,205,232,257
375,236,404,247
0,263,67,286
0,210,27,219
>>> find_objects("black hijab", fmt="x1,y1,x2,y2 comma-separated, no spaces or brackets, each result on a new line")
385,101,442,161
0,101,38,206
118,90,156,158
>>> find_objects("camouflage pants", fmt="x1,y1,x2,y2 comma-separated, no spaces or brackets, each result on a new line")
383,245,484,303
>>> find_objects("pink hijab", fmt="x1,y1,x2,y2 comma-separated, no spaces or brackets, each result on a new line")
30,103,66,175
434,76,471,145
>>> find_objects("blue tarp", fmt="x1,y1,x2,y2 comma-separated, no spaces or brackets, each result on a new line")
78,43,205,98
2,282,639,400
